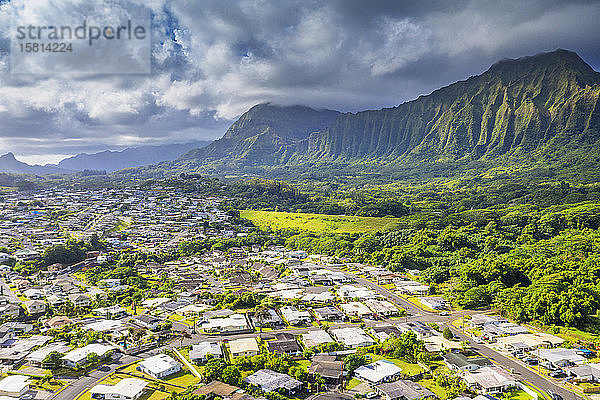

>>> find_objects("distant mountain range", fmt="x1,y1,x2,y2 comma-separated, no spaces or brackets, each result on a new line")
0,153,70,175
0,141,210,175
167,49,600,180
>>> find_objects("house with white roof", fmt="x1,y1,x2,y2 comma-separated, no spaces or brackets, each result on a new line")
189,342,223,363
138,354,181,379
354,359,403,385
463,366,516,394
340,302,374,319
330,327,375,348
302,330,335,348
531,348,586,368
244,369,302,394
90,378,147,400
280,306,312,325
61,343,115,368
0,375,30,398
202,313,251,334
229,337,260,358
364,299,399,317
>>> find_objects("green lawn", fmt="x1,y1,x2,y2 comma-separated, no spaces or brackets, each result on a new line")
240,210,402,233
365,354,424,376
346,378,361,390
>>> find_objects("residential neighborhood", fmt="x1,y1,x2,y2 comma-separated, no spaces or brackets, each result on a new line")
0,186,591,400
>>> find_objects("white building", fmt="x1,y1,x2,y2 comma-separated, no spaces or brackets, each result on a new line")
330,327,375,348
189,342,223,362
302,330,335,348
463,366,516,394
354,360,403,385
0,375,29,398
138,354,181,379
280,306,312,325
90,378,147,400
339,302,373,319
62,343,114,368
229,337,260,358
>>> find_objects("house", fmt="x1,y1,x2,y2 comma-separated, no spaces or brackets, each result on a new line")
27,341,71,367
418,297,447,310
69,293,90,308
24,300,46,314
62,343,115,368
531,348,586,368
340,302,373,319
312,306,344,322
442,353,491,372
43,315,73,329
354,359,403,385
330,327,375,348
229,338,259,358
132,315,161,330
364,299,399,317
399,321,436,338
496,333,564,352
302,330,335,348
0,375,30,398
424,334,462,353
90,378,147,400
0,304,20,319
463,366,517,394
193,381,248,398
244,369,302,394
395,281,429,296
202,314,252,334
266,339,302,356
93,305,127,319
138,354,181,379
567,363,600,382
371,326,404,342
308,355,343,384
375,380,435,400
23,288,44,299
46,294,66,307
252,309,284,329
190,342,223,363
337,285,377,300
279,306,312,325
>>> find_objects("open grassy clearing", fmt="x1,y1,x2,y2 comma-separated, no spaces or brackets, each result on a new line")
240,210,402,233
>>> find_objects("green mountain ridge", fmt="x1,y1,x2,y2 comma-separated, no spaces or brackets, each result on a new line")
172,49,600,181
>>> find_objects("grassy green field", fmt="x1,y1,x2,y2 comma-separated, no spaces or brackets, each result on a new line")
240,210,403,233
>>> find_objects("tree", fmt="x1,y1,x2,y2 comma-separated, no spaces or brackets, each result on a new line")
443,327,454,340
343,353,366,372
42,351,64,369
221,366,242,386
86,352,99,365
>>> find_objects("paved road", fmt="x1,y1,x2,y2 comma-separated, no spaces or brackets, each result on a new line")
55,265,577,399
50,354,140,400
449,326,582,400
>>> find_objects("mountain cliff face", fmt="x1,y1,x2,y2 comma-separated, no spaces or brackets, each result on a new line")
175,49,600,178
303,49,600,163
179,103,340,167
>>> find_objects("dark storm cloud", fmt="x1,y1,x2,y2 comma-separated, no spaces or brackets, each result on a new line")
0,0,599,162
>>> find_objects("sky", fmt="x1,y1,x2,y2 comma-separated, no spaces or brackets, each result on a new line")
1,0,600,165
